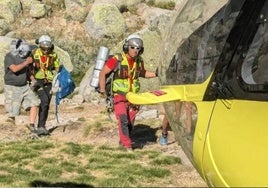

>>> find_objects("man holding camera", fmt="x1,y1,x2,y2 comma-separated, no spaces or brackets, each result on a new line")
4,39,40,128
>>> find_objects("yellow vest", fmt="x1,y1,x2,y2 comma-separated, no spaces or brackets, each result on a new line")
112,53,142,95
32,48,60,82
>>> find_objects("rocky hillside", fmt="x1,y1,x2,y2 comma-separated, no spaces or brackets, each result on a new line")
0,0,227,102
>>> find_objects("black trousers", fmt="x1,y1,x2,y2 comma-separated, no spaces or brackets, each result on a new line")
36,83,52,128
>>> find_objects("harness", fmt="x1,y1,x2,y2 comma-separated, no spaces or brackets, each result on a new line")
105,53,143,114
31,48,58,83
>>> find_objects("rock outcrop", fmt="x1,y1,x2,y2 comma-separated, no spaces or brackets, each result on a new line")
0,0,228,103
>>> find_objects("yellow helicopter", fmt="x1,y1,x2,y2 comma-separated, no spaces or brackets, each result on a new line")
127,0,268,186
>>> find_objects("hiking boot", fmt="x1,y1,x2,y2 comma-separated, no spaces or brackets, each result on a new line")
35,127,50,136
131,142,144,149
118,141,133,151
159,134,168,145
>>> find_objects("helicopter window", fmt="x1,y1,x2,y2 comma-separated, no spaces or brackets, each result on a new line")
166,4,239,85
241,23,268,86
238,0,268,92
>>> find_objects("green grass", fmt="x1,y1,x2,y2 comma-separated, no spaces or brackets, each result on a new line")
0,140,181,187
83,118,112,137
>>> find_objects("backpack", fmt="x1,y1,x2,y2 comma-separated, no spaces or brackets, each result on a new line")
52,65,76,122
89,47,122,113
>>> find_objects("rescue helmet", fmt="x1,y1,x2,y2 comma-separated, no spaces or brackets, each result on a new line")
123,34,144,55
38,35,52,49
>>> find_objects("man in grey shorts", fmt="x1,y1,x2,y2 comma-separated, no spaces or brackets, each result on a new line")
4,39,40,130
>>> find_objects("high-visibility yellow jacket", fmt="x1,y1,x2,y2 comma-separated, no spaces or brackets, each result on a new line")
112,53,145,95
32,48,60,82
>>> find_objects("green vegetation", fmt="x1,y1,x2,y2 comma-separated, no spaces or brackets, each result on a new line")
0,140,181,187
83,118,112,137
147,0,175,10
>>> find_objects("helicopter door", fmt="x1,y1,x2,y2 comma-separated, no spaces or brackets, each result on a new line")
202,0,268,186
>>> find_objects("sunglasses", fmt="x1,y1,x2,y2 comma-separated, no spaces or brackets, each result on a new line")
129,46,140,50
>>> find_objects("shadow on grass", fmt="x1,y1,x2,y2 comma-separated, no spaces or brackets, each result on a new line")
30,180,93,187
131,123,159,149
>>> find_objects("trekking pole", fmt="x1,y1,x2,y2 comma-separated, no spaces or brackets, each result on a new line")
55,103,59,124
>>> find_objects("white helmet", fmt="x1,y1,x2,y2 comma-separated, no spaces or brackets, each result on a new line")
126,34,143,48
38,35,52,48
123,34,144,54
